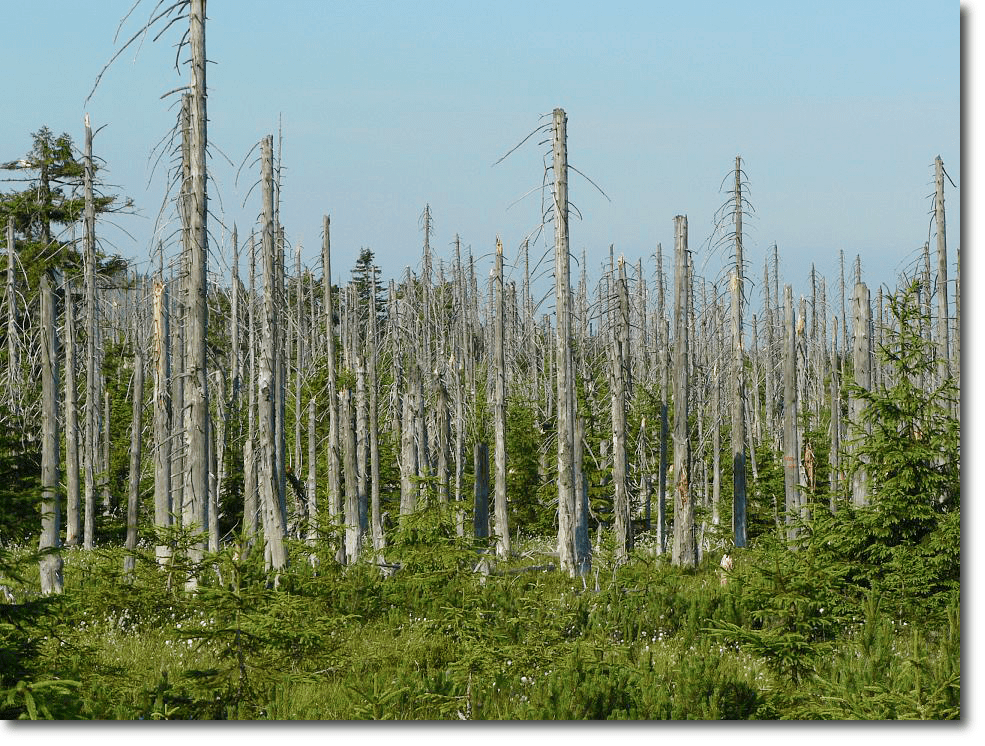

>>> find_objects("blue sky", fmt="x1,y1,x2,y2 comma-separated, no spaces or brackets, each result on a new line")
0,0,961,307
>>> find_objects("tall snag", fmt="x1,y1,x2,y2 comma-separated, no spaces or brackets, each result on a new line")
553,108,589,577
39,272,63,594
492,237,510,558
671,216,696,568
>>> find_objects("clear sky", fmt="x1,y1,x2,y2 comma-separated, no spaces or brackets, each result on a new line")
0,0,961,307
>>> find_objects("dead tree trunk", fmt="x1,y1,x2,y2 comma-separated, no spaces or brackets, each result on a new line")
152,279,173,564
611,257,632,562
39,273,63,594
5,223,17,412
934,156,950,391
82,114,99,551
63,279,81,547
124,351,145,576
552,108,588,576
850,282,872,507
473,441,490,540
671,216,696,568
322,216,342,555
243,234,258,539
783,285,801,546
492,237,510,558
730,157,748,548
828,321,840,512
258,135,288,572
341,388,363,563
182,0,210,586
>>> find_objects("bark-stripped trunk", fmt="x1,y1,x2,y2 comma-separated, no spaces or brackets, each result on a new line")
152,280,173,564
473,442,490,540
553,108,588,576
39,273,63,594
124,352,145,576
611,257,632,562
730,157,747,548
850,282,871,507
182,0,210,587
783,286,801,547
258,136,288,572
82,115,99,550
64,279,81,547
671,216,696,568
492,237,510,558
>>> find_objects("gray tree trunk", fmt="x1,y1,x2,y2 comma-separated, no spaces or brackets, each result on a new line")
82,115,99,550
39,273,63,594
341,388,363,563
552,108,588,576
671,216,696,568
850,282,871,507
258,136,288,572
322,216,342,556
124,351,145,576
828,321,840,512
64,279,81,547
473,441,490,540
611,257,632,562
934,156,950,391
5,223,17,412
182,0,210,587
492,237,510,558
782,285,801,546
243,234,258,539
730,158,748,548
152,279,173,564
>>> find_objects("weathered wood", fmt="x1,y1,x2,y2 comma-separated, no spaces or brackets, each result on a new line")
124,351,145,576
341,388,363,563
243,234,258,539
473,441,490,540
730,157,748,549
782,285,800,546
182,0,210,587
39,273,63,594
5,222,17,410
850,282,872,507
322,216,342,554
82,114,99,550
152,279,173,563
611,257,632,561
492,237,510,558
258,135,288,571
63,279,81,547
671,216,696,568
934,156,950,390
552,108,589,576
828,320,840,512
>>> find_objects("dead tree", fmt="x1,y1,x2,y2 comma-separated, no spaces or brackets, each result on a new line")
258,136,288,572
850,281,872,507
671,216,696,568
39,272,63,594
63,278,81,547
152,279,173,564
124,350,145,576
552,108,589,576
611,257,632,561
492,237,510,557
782,285,801,546
82,114,99,550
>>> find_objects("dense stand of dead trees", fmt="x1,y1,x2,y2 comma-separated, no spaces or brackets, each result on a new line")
1,16,960,593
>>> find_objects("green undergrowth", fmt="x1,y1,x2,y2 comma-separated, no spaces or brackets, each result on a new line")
0,502,960,720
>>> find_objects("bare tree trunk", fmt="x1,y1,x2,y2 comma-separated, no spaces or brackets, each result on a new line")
322,216,342,557
552,108,588,577
671,216,696,568
492,237,510,558
5,223,17,411
611,257,632,562
368,272,384,551
399,386,417,517
934,156,950,391
730,158,747,548
828,321,840,512
243,234,258,539
124,351,145,576
783,285,801,546
39,273,63,594
83,115,99,550
152,279,173,564
341,388,362,563
306,397,317,554
259,135,288,572
850,282,871,507
63,279,81,547
182,0,211,587
473,441,489,540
